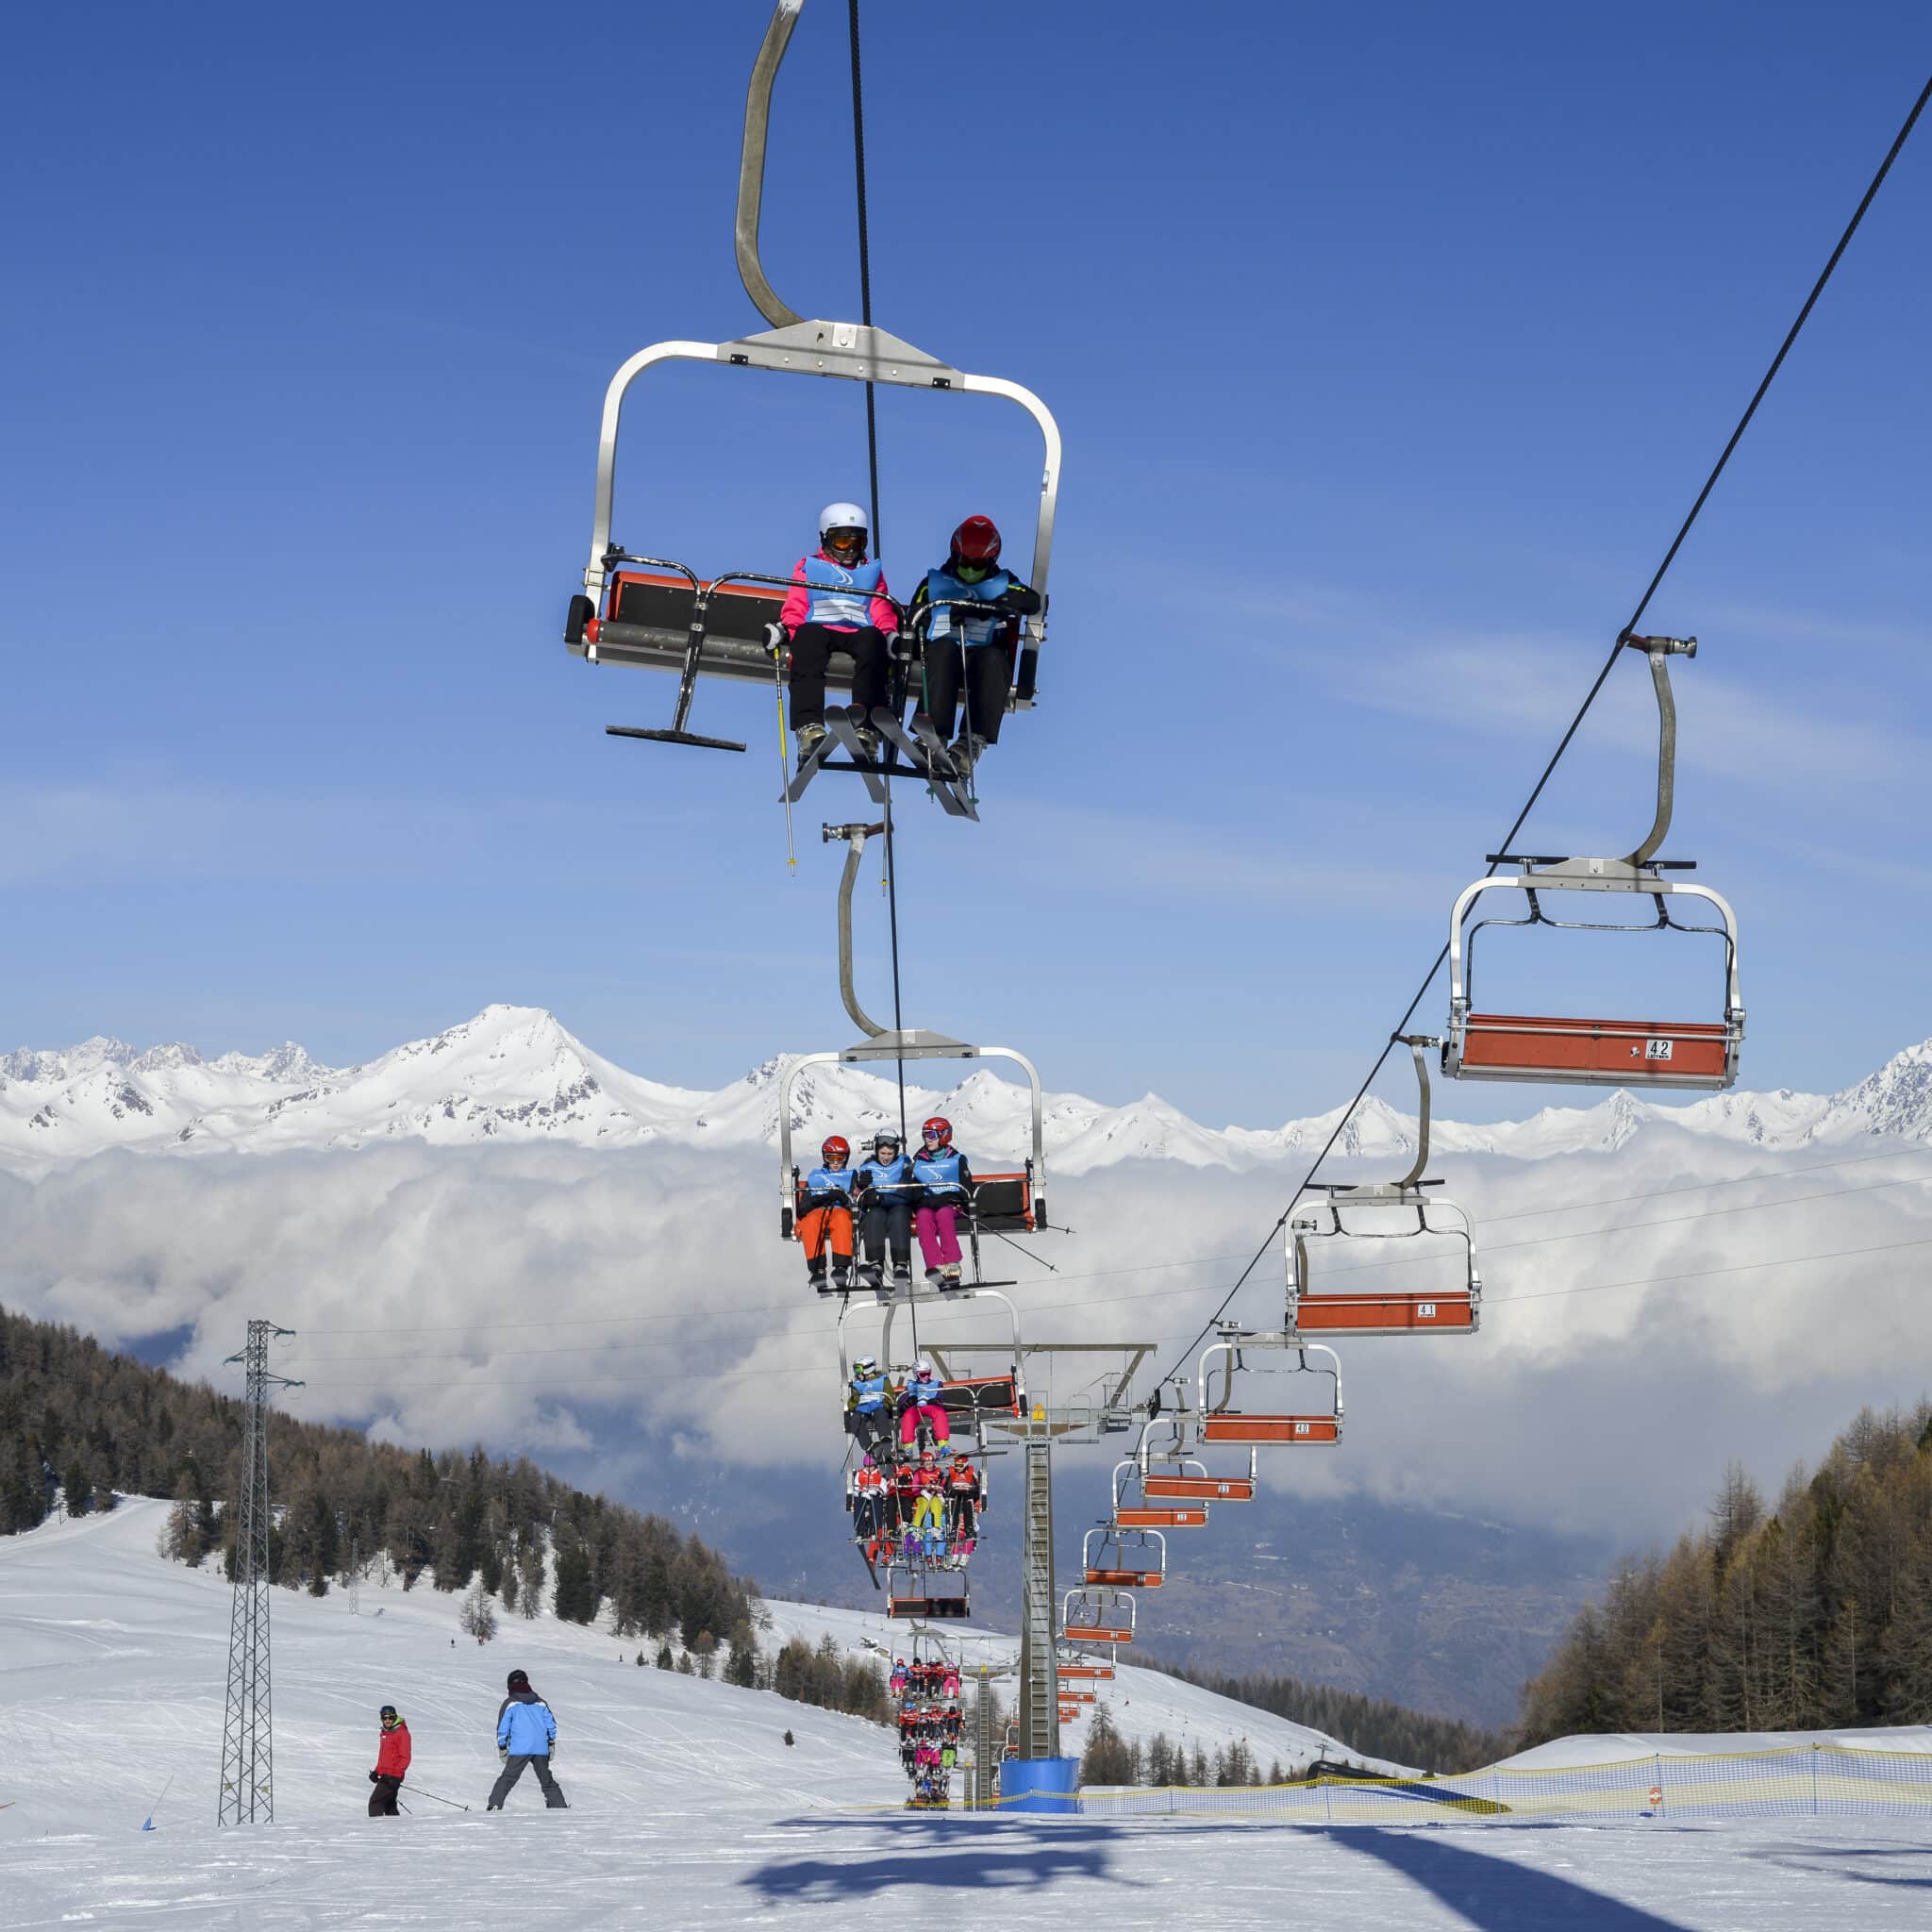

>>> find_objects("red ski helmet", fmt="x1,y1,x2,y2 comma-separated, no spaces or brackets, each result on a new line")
950,516,1001,568
822,1135,851,1162
921,1116,952,1146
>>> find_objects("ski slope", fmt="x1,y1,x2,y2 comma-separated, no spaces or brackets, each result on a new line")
3,1501,1927,1929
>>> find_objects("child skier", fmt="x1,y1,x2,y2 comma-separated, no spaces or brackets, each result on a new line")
850,1457,890,1563
854,1129,916,1290
368,1704,411,1817
898,1358,951,1454
910,1448,947,1558
906,515,1042,777
799,1135,857,1291
775,501,897,772
844,1354,896,1459
944,1452,983,1555
489,1669,567,1811
911,1115,974,1286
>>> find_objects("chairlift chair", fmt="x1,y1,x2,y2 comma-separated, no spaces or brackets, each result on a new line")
565,1,1061,794
1134,1407,1259,1503
1443,636,1743,1090
782,823,1049,1257
1198,1329,1344,1443
1056,1660,1117,1683
1110,1456,1212,1527
1059,1587,1135,1649
1082,1524,1167,1590
1285,1036,1481,1339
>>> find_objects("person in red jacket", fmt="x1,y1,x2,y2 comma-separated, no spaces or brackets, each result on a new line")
369,1704,411,1816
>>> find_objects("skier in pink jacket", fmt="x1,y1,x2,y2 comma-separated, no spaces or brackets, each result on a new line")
776,500,897,771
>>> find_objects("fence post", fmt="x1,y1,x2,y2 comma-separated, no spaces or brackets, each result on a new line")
1811,1743,1820,1819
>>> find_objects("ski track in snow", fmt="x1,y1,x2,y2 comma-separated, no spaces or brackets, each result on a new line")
5,1503,1929,1928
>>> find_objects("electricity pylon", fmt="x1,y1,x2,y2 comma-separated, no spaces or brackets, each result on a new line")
217,1319,301,1824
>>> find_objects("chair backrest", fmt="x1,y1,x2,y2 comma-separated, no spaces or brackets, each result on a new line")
971,1172,1034,1232
610,571,786,645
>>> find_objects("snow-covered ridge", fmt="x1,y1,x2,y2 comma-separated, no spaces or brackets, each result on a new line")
5,1002,1931,1174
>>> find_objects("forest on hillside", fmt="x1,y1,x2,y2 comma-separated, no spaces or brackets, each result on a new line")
1520,1403,1932,1742
0,1307,755,1651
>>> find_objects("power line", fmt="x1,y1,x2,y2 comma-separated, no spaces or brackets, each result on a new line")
1148,70,1932,1394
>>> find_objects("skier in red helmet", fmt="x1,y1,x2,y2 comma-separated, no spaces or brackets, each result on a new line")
798,1135,858,1292
907,516,1042,778
911,1115,974,1288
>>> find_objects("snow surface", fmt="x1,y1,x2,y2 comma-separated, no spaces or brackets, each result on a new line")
8,1000,1932,1174
5,1501,1930,1929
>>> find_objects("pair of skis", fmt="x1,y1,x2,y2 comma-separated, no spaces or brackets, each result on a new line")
785,708,977,820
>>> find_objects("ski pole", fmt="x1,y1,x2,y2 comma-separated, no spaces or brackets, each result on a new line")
142,1773,174,1831
404,1785,472,1811
774,647,797,872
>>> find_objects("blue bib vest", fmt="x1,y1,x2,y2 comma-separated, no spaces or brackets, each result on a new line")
805,1164,856,1199
802,555,885,629
858,1155,913,1193
924,565,1014,647
913,1149,966,1195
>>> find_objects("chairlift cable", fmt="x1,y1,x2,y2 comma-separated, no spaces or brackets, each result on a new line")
1145,69,1932,1396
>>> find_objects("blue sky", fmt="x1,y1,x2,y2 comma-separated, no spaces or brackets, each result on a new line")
3,0,1927,1126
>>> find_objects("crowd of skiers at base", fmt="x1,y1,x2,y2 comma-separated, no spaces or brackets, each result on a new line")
847,1418,985,1568
364,1670,568,1817
776,506,1043,781
800,1116,982,1295
893,1657,964,1809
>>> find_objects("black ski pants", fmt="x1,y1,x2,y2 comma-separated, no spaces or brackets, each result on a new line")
368,1774,401,1817
789,624,890,728
860,1197,911,1271
846,1406,893,1459
920,638,1011,745
488,1753,568,1809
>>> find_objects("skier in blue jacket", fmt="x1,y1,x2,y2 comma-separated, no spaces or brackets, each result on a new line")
799,1134,858,1292
488,1669,567,1810
907,515,1042,778
854,1129,917,1291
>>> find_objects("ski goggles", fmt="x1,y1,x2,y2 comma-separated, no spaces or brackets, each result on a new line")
952,560,992,583
921,1127,946,1141
824,528,866,555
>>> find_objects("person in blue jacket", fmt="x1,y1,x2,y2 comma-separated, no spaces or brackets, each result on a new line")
853,1129,916,1291
907,515,1042,777
845,1353,898,1458
488,1669,568,1810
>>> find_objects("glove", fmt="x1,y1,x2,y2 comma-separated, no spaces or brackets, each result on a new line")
763,621,788,653
997,585,1042,617
369,1771,380,1783
499,1745,509,1763
548,1740,558,1757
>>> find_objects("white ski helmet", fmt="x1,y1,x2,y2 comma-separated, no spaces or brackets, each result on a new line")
819,500,869,544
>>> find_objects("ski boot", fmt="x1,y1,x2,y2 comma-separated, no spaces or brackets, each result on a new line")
795,723,828,773
858,1259,883,1291
924,1266,943,1287
949,732,986,782
891,1262,914,1291
808,1261,830,1295
831,1261,853,1291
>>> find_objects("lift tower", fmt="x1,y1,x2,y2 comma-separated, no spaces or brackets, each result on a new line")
217,1320,301,1824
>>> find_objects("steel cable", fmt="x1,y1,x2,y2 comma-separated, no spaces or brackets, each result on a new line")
1148,68,1932,1396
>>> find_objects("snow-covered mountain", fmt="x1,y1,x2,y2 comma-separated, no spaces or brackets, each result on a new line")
7,1002,1932,1173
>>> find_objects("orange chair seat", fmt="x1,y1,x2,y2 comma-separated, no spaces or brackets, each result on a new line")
1084,1568,1161,1588
1202,1414,1340,1443
1292,1293,1474,1336
1062,1624,1132,1644
1116,1505,1209,1528
1463,1012,1729,1083
1143,1474,1256,1503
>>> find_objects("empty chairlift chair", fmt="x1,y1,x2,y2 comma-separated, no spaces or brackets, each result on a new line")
1443,635,1743,1090
1198,1328,1344,1444
1286,1034,1481,1339
1082,1525,1166,1590
1059,1587,1136,1651
1135,1411,1258,1505
1111,1449,1214,1528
